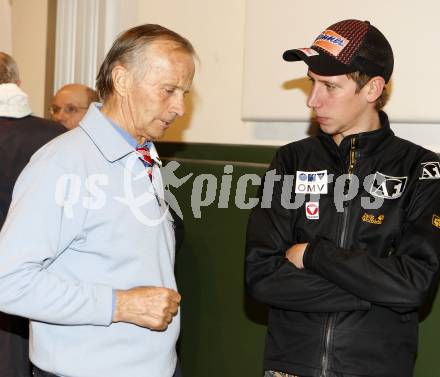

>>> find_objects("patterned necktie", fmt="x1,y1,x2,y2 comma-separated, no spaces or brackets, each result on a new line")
136,146,154,180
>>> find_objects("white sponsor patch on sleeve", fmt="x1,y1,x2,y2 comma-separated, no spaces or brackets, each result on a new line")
419,161,440,180
369,172,407,199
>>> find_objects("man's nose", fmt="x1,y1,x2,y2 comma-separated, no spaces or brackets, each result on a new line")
172,96,185,117
306,85,321,109
52,111,68,122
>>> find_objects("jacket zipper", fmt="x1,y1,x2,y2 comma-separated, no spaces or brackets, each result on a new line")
321,313,334,377
321,137,358,377
339,138,357,248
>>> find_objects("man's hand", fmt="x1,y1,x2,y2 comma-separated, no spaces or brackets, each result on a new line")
286,243,308,269
113,286,181,331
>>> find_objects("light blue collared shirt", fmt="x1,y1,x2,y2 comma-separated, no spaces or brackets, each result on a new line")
0,103,178,377
102,109,152,150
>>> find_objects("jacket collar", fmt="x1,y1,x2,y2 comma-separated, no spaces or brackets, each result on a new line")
0,83,32,118
317,111,394,158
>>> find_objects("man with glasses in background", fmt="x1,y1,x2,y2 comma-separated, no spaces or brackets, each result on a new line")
50,83,99,129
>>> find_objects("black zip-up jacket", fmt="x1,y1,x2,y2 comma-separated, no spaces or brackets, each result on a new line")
245,112,440,377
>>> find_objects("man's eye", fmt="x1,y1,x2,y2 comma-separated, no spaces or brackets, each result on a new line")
65,106,78,114
326,83,336,90
165,88,175,94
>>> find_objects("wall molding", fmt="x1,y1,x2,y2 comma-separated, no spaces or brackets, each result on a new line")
0,0,12,54
54,0,123,91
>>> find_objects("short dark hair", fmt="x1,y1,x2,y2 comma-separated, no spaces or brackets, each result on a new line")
0,51,20,84
96,24,195,102
347,71,389,111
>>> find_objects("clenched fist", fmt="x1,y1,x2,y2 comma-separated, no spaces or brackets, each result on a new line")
286,243,308,269
113,286,181,331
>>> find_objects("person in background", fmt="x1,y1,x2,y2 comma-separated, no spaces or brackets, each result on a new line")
246,19,440,377
0,51,65,377
0,23,195,377
50,83,99,129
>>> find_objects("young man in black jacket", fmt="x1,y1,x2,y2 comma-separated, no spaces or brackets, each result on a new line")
245,19,440,377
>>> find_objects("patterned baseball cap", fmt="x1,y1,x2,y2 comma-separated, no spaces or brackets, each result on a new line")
283,19,394,83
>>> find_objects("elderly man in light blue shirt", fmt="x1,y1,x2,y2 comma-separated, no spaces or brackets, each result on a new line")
0,24,195,377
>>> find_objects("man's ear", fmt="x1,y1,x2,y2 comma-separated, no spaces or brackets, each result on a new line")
111,65,131,97
365,76,386,103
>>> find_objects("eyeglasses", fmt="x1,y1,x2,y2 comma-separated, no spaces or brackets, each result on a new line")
49,105,88,115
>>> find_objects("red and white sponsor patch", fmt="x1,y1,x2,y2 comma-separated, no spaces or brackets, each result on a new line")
297,47,319,57
313,29,349,57
305,201,319,220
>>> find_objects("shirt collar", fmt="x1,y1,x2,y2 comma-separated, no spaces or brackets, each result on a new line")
106,114,138,148
81,103,162,166
0,83,32,118
147,142,162,167
79,103,134,163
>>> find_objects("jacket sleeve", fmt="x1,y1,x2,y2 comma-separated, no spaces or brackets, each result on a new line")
245,148,371,312
0,156,113,326
303,171,440,312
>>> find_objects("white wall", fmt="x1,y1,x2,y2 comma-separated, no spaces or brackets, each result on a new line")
123,0,250,145
9,0,49,117
0,0,12,54
8,0,440,151
130,0,440,151
243,1,440,124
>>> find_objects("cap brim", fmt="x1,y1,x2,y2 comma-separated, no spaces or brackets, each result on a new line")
283,48,357,76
